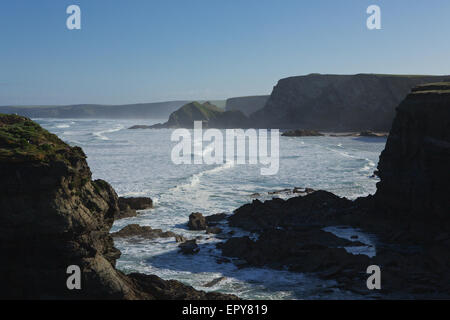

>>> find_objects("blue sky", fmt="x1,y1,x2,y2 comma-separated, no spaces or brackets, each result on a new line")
1,0,449,105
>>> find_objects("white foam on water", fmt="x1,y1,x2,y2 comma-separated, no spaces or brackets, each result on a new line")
56,124,70,128
323,226,377,258
35,119,387,300
93,125,124,141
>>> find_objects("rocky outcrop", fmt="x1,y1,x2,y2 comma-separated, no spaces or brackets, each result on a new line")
188,212,228,231
179,240,200,255
281,129,324,137
147,101,250,129
188,212,208,230
119,197,153,210
359,131,388,138
251,74,450,131
128,125,152,130
225,95,269,116
0,114,236,300
205,213,227,225
115,197,153,220
219,84,450,296
375,82,450,226
111,224,178,240
229,191,354,232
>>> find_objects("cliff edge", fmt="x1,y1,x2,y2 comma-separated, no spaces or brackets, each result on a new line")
375,82,450,226
251,74,450,131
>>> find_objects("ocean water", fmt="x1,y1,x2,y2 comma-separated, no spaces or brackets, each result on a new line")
36,118,386,300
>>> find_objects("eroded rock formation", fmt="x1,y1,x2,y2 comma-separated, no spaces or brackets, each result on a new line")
0,114,236,300
220,83,450,296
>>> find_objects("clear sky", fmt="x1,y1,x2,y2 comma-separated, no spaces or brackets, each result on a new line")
1,0,449,105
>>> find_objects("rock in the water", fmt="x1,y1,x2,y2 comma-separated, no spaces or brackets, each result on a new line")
119,197,153,210
281,129,324,137
188,212,207,230
206,227,222,234
128,125,152,129
205,213,227,225
358,130,387,137
111,224,177,239
179,240,200,255
203,276,227,288
115,197,153,220
127,273,238,300
229,190,353,232
175,235,187,243
116,202,137,220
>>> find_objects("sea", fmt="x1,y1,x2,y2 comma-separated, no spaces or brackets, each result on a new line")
36,118,387,300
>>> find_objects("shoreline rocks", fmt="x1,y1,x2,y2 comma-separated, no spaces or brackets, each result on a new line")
116,196,153,220
111,224,178,240
218,83,450,297
188,212,208,230
188,212,227,232
179,240,200,255
0,114,237,300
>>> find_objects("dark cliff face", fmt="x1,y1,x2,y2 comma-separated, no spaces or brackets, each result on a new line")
251,74,450,131
0,114,236,300
375,83,450,224
225,95,269,116
151,101,250,129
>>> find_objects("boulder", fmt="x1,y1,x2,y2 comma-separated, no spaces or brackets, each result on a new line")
118,197,153,210
175,235,188,243
188,212,207,230
128,125,152,129
179,240,200,255
111,224,177,239
205,213,227,225
203,277,227,288
281,129,324,137
206,227,222,234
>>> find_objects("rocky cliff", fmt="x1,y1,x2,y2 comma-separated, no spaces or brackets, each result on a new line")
375,83,450,226
251,74,450,131
225,95,269,116
219,83,450,296
144,101,249,129
0,114,236,300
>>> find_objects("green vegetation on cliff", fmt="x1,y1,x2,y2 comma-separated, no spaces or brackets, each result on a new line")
167,101,223,126
412,82,450,94
0,114,82,163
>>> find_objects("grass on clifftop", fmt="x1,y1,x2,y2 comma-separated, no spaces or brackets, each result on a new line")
168,101,224,124
412,82,450,94
0,113,80,163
